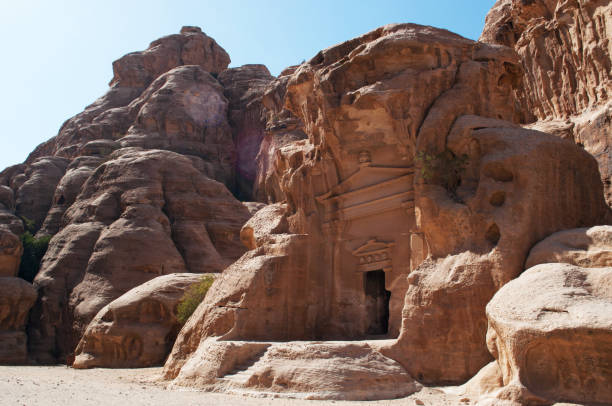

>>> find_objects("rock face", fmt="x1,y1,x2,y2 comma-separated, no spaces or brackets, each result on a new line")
0,26,272,365
168,339,419,401
26,26,230,163
485,263,612,405
0,227,22,277
218,65,274,200
28,150,251,363
164,22,610,396
526,225,612,269
73,273,207,369
480,0,612,205
385,117,609,384
0,277,37,364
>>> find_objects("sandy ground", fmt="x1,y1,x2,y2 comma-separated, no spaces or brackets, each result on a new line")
0,366,465,406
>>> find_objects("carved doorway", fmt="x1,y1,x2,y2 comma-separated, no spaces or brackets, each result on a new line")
364,270,390,335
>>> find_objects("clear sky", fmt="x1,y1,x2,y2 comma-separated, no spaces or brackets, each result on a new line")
0,0,495,171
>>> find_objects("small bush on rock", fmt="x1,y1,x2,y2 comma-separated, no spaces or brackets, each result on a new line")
416,149,468,195
176,275,215,324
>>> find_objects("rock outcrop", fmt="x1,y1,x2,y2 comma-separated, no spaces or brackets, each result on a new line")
485,263,612,405
0,227,22,277
481,0,612,205
526,225,612,269
168,339,419,400
385,117,609,384
73,273,208,369
0,277,37,364
164,22,610,396
0,27,271,365
28,149,251,363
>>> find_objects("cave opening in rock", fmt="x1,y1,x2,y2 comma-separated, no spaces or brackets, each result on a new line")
364,270,391,336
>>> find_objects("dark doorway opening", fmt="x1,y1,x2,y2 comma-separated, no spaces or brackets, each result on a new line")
364,270,390,335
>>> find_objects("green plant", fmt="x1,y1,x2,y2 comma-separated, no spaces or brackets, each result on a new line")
176,275,215,324
416,149,468,195
18,232,52,282
20,216,36,234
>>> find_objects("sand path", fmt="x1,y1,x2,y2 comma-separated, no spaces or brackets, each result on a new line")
0,366,464,406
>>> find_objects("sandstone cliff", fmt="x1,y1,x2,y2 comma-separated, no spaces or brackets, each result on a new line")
0,6,610,404
481,0,612,205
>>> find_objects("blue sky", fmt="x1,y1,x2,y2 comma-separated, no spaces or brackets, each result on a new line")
0,0,495,171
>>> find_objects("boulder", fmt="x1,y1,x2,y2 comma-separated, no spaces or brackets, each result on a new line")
526,225,612,269
73,273,208,369
0,277,37,364
485,263,612,405
168,339,419,401
28,149,251,363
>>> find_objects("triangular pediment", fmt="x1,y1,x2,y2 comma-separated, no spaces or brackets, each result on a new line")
317,164,413,202
352,239,395,256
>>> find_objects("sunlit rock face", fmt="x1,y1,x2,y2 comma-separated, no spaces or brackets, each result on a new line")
73,273,208,369
164,23,608,397
481,0,612,206
0,27,269,365
28,149,251,363
485,263,612,405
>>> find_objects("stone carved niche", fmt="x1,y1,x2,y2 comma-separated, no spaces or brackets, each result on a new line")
310,150,416,338
352,239,395,273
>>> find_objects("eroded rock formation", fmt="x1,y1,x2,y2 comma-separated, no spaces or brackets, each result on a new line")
28,149,250,363
73,273,208,369
0,277,37,364
526,225,612,268
485,263,612,405
481,0,612,205
0,4,610,402
164,22,610,398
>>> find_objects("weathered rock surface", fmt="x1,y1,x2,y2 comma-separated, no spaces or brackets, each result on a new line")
485,263,612,405
218,65,274,200
481,0,612,205
168,339,419,400
73,273,207,369
526,225,612,269
28,149,251,363
37,156,104,237
119,65,236,187
0,277,37,364
13,157,69,230
385,116,609,384
0,227,22,277
163,23,611,391
26,27,230,163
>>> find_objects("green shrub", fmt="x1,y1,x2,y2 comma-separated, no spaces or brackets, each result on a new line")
176,275,215,324
416,149,468,195
18,232,52,282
